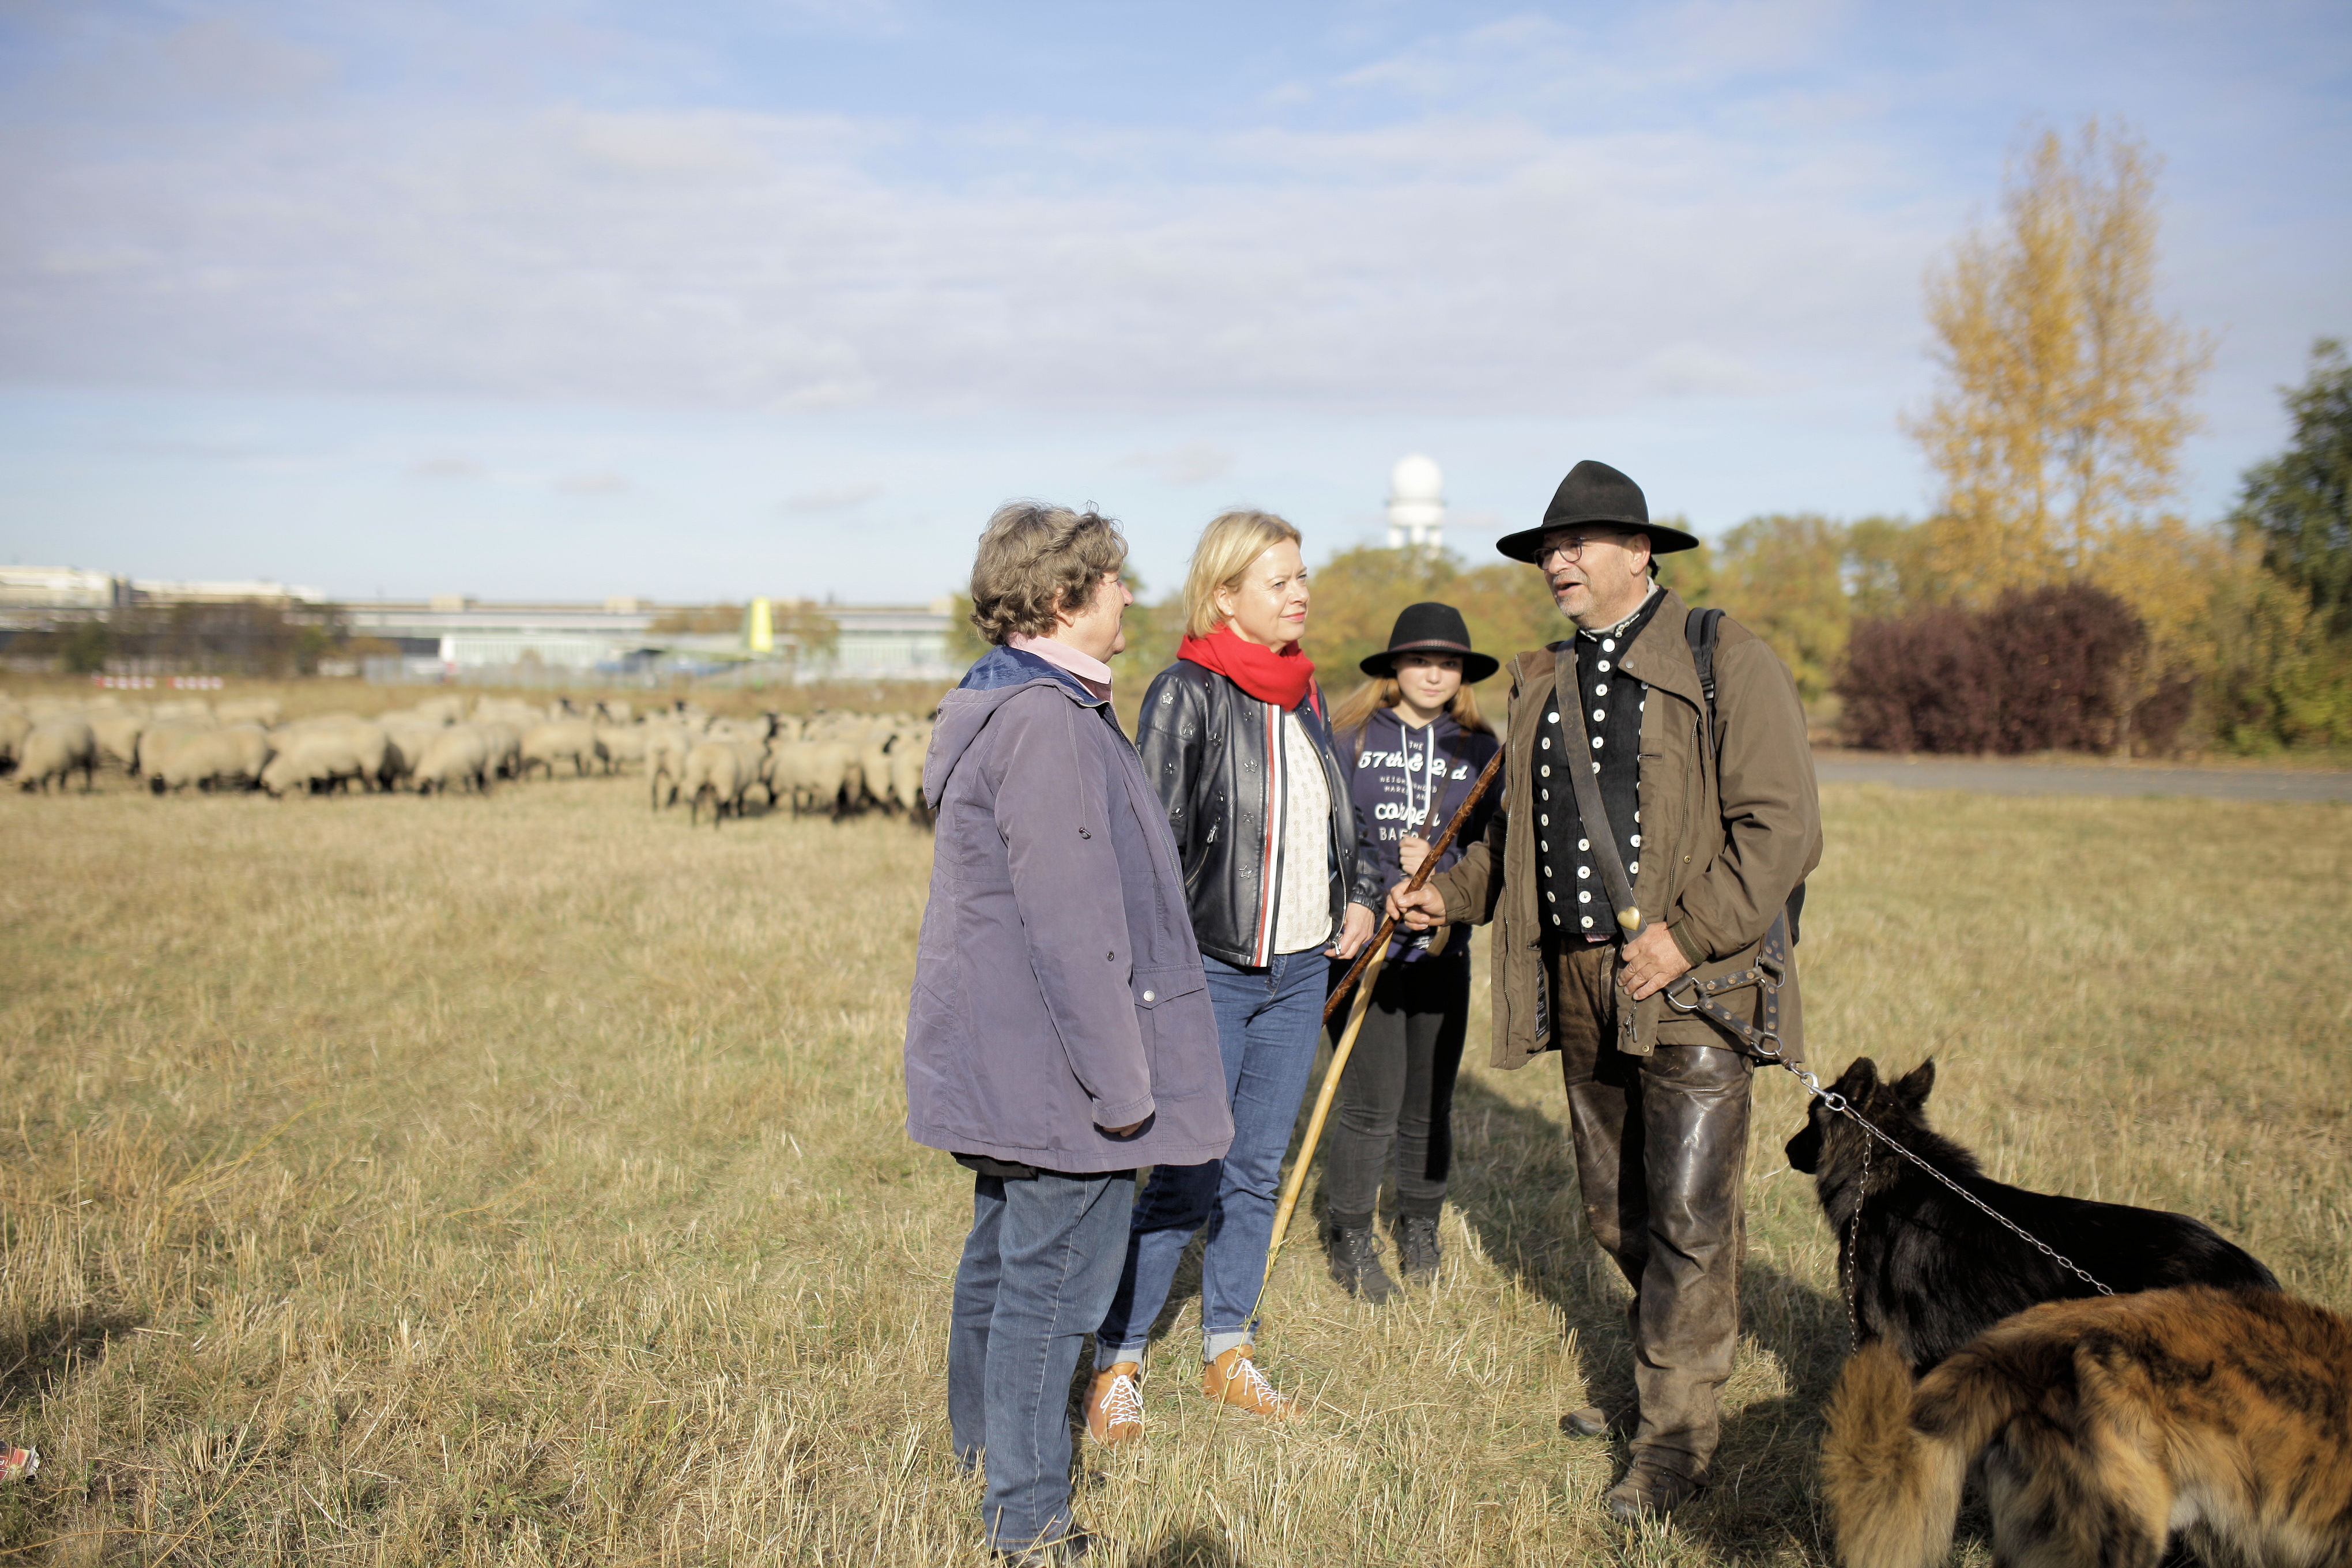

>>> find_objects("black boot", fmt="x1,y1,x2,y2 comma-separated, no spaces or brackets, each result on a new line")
1394,1213,1442,1281
1323,1222,1397,1303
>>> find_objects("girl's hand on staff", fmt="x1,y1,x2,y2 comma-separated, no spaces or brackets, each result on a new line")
1398,833,1430,875
1327,902,1377,959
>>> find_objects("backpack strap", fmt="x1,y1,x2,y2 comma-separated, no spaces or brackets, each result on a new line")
1686,606,1725,752
1681,605,1806,947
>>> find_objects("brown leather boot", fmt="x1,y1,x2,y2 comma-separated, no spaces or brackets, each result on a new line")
1201,1344,1296,1420
1605,1452,1705,1521
1083,1361,1143,1446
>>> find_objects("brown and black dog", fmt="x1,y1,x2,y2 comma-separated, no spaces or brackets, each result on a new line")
1821,1286,2352,1568
1786,1058,2278,1371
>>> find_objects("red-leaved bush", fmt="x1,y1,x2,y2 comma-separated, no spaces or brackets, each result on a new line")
1837,582,2191,755
1838,608,2000,753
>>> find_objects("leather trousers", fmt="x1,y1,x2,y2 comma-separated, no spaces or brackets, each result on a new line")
1552,940,1752,1477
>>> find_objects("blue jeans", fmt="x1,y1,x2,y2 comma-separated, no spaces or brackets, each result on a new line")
1096,948,1326,1365
949,1167,1134,1555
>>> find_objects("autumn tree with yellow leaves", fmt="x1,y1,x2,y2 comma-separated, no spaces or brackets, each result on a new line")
1907,121,2212,610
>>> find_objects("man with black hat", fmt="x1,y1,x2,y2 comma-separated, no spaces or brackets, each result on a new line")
1388,461,1820,1521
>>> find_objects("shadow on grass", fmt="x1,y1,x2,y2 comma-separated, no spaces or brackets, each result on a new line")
1441,1073,1864,1556
1135,1530,1246,1567
0,1308,140,1411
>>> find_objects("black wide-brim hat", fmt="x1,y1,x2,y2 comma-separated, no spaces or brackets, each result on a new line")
1359,601,1500,683
1494,459,1700,562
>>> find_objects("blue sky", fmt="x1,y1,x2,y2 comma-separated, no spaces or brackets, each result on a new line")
2,1,2347,604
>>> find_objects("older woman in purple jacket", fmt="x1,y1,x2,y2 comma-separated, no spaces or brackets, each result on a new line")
905,502,1231,1565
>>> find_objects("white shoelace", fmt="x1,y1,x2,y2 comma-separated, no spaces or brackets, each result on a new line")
1225,1356,1287,1409
1098,1371,1143,1428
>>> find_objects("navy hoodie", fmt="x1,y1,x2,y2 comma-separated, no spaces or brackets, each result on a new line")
1336,708,1501,964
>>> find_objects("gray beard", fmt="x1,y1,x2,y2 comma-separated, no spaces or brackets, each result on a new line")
1567,578,1660,636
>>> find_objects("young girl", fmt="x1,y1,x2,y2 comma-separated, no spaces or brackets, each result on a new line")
1323,602,1500,1301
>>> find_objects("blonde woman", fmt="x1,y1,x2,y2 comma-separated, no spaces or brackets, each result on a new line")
1083,510,1379,1442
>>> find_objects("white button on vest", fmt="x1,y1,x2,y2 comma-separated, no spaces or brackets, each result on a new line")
1141,990,1155,1002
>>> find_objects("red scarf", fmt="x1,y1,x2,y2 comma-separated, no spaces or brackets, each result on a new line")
1178,627,1317,711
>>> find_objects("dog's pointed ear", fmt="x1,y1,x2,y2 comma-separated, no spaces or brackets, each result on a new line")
1894,1059,1935,1107
1836,1057,1878,1096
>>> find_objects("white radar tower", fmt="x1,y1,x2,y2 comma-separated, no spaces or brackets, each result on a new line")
1386,454,1445,551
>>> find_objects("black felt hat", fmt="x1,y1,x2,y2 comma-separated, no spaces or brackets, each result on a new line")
1494,459,1699,562
1359,602,1500,683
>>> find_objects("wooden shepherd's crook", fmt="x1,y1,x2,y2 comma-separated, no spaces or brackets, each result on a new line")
1267,745,1505,1256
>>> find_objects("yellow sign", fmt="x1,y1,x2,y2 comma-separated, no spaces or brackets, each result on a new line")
744,597,774,654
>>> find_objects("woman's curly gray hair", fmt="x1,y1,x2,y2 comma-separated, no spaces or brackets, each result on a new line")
968,502,1129,646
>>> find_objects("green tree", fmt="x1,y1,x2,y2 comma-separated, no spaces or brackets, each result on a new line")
1652,525,1713,608
1302,545,1464,681
61,619,114,674
1842,516,1931,619
1712,514,1850,703
2231,339,2352,637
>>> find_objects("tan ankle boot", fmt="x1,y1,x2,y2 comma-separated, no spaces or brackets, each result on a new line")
1084,1361,1144,1446
1202,1344,1296,1420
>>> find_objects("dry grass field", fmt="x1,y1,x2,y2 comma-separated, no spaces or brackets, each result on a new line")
1,761,2346,1566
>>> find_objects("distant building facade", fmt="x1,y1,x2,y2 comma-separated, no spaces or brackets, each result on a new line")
344,597,958,681
2,563,958,682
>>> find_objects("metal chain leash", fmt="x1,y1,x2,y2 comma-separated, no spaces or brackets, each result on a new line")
1762,1051,2115,1299
1842,1132,1869,1345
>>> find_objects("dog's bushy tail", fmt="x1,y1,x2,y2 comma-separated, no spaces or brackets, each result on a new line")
1820,1340,2030,1568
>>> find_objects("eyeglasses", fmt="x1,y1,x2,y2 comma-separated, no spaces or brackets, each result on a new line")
1536,532,1630,567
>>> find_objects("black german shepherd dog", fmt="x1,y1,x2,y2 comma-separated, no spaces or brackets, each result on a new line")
1785,1058,2279,1373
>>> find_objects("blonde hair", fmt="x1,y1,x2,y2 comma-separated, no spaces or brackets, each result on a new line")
1330,672,1492,744
1181,510,1303,639
968,502,1127,645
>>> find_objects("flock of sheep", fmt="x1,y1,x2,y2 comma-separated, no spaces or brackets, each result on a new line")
0,689,935,828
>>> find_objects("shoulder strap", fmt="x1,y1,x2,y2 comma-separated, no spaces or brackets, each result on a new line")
1686,606,1725,752
1680,605,1808,948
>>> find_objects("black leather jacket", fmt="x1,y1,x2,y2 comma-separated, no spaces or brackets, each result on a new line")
1137,659,1382,968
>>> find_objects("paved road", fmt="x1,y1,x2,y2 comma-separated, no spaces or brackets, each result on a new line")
1813,754,2352,802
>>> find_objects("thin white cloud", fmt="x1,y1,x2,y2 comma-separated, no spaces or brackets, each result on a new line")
0,0,2338,451
409,455,486,479
1119,442,1234,485
553,470,632,495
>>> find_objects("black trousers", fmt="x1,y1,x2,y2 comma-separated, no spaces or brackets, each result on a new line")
1321,956,1470,1231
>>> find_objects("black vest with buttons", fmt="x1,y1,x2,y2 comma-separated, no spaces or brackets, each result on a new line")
1535,587,1664,940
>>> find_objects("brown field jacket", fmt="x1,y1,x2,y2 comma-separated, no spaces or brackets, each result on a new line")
1427,589,1821,1070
